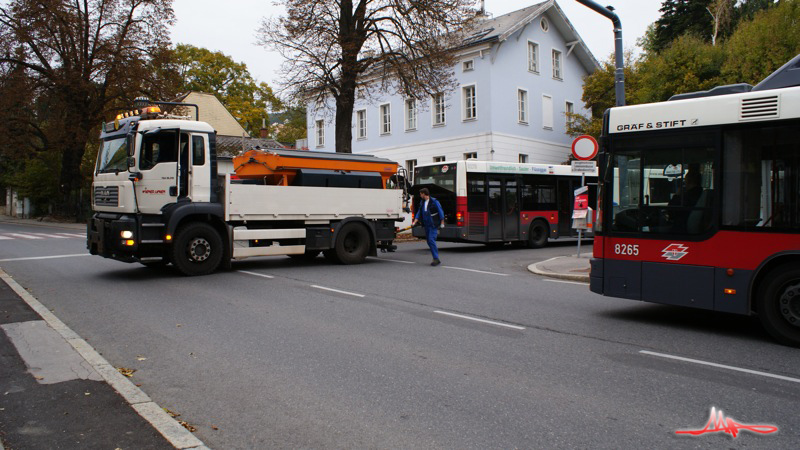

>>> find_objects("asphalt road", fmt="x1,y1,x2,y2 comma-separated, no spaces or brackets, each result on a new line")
1,220,798,448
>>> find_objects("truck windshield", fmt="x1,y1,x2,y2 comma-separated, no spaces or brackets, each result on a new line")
97,137,128,173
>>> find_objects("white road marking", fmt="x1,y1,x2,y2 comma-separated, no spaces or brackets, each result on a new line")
0,254,90,262
640,350,800,384
311,285,365,298
434,310,526,330
443,266,509,276
543,279,588,286
6,233,43,239
372,257,415,264
56,233,85,238
30,233,70,239
238,270,274,279
0,235,12,240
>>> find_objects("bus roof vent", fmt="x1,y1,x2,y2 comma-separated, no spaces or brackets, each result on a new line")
740,95,780,121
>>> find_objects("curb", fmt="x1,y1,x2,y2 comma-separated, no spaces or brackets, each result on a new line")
0,268,208,449
527,256,590,283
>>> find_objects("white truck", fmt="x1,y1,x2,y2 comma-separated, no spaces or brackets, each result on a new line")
87,103,406,276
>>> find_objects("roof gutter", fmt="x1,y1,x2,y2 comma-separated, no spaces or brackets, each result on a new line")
576,0,625,106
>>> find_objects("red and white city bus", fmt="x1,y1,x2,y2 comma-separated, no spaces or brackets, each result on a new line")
591,54,800,346
412,160,597,247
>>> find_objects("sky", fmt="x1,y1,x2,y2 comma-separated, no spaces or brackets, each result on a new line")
170,0,665,97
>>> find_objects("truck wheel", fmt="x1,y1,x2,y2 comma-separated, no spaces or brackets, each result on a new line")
527,221,548,249
334,222,370,265
171,223,223,276
757,264,800,347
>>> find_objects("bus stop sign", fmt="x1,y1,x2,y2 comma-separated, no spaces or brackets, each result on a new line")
571,135,598,161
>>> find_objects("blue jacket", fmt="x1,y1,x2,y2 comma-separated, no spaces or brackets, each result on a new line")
416,197,445,229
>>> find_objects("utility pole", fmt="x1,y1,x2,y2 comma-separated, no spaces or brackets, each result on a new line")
576,0,625,106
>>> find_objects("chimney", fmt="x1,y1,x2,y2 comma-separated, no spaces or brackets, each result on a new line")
260,117,268,139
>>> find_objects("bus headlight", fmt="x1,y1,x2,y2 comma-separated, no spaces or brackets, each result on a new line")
120,230,133,239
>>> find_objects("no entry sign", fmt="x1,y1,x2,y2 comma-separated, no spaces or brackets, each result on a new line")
571,135,598,161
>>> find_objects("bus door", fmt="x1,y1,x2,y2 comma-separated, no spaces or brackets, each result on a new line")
488,176,520,240
557,178,576,236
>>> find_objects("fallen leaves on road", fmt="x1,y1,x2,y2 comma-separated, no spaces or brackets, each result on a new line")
164,408,180,418
117,367,136,377
179,420,197,432
211,425,219,431
136,355,147,361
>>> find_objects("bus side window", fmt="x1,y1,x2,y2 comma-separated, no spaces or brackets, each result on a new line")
467,174,487,212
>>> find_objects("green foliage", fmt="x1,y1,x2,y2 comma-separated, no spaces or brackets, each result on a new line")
635,34,725,104
174,44,282,136
721,0,800,84
652,0,715,53
272,105,308,144
7,153,60,213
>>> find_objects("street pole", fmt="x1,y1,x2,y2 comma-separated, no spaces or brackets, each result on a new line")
576,0,625,106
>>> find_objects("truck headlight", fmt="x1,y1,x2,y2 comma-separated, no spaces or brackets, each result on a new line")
120,230,133,239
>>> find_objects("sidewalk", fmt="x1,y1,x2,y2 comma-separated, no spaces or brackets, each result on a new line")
527,253,592,282
0,269,207,449
0,214,86,231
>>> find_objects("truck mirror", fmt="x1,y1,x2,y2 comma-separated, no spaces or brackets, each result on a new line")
127,132,136,156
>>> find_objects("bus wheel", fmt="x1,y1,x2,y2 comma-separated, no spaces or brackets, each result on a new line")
757,264,800,347
171,222,223,276
527,221,548,249
335,222,370,264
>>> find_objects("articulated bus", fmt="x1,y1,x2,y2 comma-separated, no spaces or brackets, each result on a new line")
591,54,800,346
412,160,597,247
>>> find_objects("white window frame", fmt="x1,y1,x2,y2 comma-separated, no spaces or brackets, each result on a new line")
462,84,477,121
379,103,391,135
406,159,417,182
518,89,529,124
404,99,417,131
527,41,539,73
552,49,562,80
356,109,367,140
432,93,446,126
315,119,324,147
462,59,474,72
565,101,574,129
542,94,554,130
433,155,445,162
464,152,477,160
519,154,529,163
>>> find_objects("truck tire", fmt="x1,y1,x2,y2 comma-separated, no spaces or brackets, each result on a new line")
334,222,370,265
757,263,800,347
527,220,549,249
171,222,223,276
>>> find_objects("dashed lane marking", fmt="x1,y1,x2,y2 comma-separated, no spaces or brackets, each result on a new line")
311,285,365,298
238,270,275,279
640,350,800,384
369,257,415,264
443,266,509,276
434,310,526,330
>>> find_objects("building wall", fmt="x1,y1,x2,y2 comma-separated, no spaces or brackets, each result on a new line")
306,6,593,170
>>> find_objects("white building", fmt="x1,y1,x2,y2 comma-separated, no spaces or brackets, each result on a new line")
306,0,598,177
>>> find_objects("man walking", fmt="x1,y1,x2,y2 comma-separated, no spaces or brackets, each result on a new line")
414,188,445,266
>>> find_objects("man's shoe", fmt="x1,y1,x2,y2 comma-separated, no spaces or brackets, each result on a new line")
431,259,441,266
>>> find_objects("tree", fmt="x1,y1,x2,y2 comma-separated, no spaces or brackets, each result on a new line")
706,0,734,46
653,0,714,53
721,0,800,84
0,0,178,215
174,44,282,136
272,104,308,145
258,0,478,153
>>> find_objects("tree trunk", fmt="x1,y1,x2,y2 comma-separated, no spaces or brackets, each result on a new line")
334,72,358,154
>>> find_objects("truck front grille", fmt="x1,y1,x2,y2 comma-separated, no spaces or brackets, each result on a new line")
94,186,119,207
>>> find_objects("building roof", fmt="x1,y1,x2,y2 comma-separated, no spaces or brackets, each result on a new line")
216,135,287,158
175,92,250,138
461,0,599,73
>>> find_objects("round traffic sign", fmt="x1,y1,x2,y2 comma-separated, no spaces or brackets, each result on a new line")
571,135,598,161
